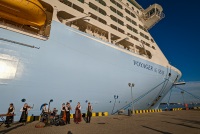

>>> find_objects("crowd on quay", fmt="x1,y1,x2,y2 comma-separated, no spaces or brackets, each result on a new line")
4,102,93,127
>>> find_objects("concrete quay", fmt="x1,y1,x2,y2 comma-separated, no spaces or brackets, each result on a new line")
0,110,199,134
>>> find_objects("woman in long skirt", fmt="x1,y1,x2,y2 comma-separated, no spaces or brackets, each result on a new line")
61,103,66,123
74,102,82,124
19,103,31,125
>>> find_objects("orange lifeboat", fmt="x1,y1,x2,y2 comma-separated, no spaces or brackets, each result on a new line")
0,0,47,28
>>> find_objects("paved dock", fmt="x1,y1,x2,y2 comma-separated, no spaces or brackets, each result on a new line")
0,110,199,134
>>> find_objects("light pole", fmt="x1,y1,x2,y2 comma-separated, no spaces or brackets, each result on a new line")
111,95,118,114
128,83,134,115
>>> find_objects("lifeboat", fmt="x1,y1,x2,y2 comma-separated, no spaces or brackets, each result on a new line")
0,0,47,28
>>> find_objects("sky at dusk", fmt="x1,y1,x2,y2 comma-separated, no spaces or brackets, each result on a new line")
137,0,200,82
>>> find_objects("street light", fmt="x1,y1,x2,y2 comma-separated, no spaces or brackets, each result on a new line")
128,83,134,115
111,95,118,114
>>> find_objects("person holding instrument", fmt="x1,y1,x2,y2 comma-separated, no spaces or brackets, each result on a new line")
19,103,32,125
5,103,15,126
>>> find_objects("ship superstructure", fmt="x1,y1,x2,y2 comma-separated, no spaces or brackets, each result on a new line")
0,0,181,118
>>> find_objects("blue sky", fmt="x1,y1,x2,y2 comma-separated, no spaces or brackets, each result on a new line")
137,0,200,82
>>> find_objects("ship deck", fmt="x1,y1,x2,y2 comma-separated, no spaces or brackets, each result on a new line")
0,110,199,134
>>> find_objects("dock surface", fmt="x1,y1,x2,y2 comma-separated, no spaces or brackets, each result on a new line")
0,110,199,134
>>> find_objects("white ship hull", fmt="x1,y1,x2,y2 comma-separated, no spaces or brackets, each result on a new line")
0,21,181,120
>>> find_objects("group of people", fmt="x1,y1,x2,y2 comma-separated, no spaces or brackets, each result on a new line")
5,101,93,126
48,102,93,124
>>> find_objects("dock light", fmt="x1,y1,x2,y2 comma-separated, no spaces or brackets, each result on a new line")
111,95,119,114
128,83,135,115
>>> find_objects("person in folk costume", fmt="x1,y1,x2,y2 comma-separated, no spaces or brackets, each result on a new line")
61,103,66,123
41,103,48,122
86,102,93,123
19,103,31,125
74,102,82,124
6,103,15,125
50,108,57,117
66,102,72,124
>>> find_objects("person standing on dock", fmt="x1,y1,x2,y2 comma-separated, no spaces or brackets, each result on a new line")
66,102,72,124
5,103,15,126
61,103,66,123
74,102,82,124
86,102,93,123
19,103,31,125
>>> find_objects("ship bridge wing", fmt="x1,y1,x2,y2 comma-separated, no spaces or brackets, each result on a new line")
140,4,165,30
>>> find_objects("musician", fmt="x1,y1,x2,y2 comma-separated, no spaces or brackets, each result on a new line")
66,102,72,124
61,103,66,123
19,103,31,125
74,102,82,124
40,104,48,122
42,104,48,113
51,108,57,117
5,103,15,125
86,102,93,123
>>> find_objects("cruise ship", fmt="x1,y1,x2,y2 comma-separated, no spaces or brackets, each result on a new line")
0,0,181,117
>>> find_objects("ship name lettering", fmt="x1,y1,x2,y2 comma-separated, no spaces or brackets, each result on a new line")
133,60,153,71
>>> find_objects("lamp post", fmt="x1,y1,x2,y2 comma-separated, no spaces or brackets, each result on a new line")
111,95,118,114
128,83,134,115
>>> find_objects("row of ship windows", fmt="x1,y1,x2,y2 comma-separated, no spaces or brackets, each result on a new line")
78,0,136,16
59,0,153,44
61,1,139,27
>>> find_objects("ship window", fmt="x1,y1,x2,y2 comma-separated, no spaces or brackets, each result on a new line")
132,27,138,33
131,13,136,18
125,8,130,15
126,16,137,26
110,6,123,17
110,15,124,26
126,16,131,22
151,39,155,43
72,4,84,13
89,2,107,16
111,24,117,30
110,6,116,13
60,0,72,7
110,24,124,34
128,33,139,41
146,50,152,59
89,12,107,25
126,24,138,34
140,32,149,40
118,28,124,34
131,20,137,26
117,10,123,17
146,43,150,47
77,0,84,3
139,25,147,32
98,18,107,25
152,46,156,50
99,8,107,16
125,8,136,18
95,0,106,6
110,0,123,9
